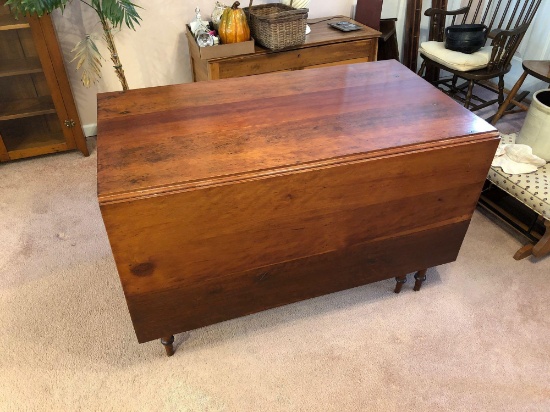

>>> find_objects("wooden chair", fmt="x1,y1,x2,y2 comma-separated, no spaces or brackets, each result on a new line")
355,0,399,62
418,0,541,112
492,60,550,124
378,18,400,61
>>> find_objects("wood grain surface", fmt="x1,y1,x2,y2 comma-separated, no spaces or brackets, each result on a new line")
97,60,495,203
97,60,500,345
210,39,376,79
300,16,380,47
128,220,471,342
102,140,495,296
522,60,550,82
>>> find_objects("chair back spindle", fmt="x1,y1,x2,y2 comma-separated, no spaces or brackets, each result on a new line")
448,0,539,35
470,0,485,23
486,0,503,32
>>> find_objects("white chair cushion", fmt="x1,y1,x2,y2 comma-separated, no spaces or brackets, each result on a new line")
420,41,493,72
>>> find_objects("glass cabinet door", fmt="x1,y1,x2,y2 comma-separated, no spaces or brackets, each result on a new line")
0,2,86,161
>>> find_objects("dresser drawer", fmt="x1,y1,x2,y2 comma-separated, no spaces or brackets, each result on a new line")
210,39,377,79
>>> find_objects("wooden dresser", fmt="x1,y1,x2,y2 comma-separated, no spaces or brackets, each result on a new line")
186,16,380,81
97,61,499,356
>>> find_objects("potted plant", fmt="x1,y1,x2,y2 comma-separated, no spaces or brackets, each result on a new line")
5,0,142,91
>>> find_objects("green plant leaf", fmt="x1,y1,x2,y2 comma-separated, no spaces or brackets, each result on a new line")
100,0,142,30
4,0,142,29
70,35,104,88
5,0,68,18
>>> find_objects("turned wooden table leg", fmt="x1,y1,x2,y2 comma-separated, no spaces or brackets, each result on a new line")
413,269,427,291
394,275,407,293
161,335,175,356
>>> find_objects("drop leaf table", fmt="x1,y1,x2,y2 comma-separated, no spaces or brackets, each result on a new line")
97,60,499,356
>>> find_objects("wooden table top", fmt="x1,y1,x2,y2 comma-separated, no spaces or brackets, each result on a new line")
523,60,550,83
97,60,497,203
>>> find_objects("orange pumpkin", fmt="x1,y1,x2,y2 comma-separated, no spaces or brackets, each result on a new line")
219,1,251,44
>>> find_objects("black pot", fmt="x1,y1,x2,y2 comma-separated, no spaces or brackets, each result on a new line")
445,24,488,54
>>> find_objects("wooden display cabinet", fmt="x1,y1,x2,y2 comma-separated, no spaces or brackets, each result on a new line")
0,2,88,162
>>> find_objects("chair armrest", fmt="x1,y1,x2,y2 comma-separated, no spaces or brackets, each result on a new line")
492,22,530,41
487,23,530,70
424,6,469,18
488,28,502,39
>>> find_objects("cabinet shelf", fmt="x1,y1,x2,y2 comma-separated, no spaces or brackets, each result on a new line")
5,135,67,159
0,96,56,121
0,57,42,77
0,14,29,30
1,114,67,156
5,126,65,152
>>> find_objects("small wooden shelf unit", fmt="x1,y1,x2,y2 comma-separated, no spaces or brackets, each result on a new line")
0,2,88,162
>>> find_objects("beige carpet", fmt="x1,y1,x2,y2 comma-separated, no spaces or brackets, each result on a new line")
1,130,549,411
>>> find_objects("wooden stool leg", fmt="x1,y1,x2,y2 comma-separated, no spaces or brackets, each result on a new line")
161,335,175,357
514,220,550,260
514,244,534,260
413,269,427,291
533,220,550,258
491,70,528,125
394,275,407,294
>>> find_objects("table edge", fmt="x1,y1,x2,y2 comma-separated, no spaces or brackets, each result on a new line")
97,131,500,205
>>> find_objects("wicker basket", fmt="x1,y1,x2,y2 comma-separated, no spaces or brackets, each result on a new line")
245,0,309,51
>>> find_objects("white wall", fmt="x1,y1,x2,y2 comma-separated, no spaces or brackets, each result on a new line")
51,0,358,135
52,0,549,136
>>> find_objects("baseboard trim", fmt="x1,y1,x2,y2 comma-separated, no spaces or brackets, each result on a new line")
83,123,97,137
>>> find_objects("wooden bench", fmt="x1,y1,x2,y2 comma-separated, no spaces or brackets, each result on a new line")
484,133,550,260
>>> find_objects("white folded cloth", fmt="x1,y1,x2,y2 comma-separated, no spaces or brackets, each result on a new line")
492,143,547,174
